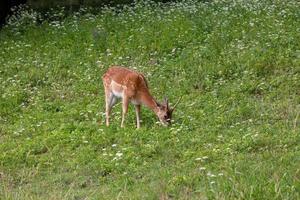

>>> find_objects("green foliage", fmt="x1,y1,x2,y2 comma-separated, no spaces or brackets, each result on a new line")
0,0,299,199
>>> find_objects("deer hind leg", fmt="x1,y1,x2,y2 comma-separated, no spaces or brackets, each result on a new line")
105,92,112,127
135,105,141,129
105,91,118,127
121,96,129,128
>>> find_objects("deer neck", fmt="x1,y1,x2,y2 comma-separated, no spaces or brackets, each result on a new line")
140,91,160,114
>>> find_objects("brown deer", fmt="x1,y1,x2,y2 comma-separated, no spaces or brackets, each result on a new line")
102,66,181,128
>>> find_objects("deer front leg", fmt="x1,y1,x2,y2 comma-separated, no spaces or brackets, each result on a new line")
135,105,141,129
121,96,129,128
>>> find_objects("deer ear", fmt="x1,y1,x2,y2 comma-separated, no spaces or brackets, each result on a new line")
156,101,162,108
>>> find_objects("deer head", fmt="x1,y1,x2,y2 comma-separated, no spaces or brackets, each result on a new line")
156,96,182,126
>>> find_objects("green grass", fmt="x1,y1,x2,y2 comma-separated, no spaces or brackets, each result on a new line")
0,0,300,199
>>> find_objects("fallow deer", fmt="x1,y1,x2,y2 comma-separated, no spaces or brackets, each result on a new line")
102,66,181,128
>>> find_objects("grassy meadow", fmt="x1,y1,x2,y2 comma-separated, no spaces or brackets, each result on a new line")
0,0,300,199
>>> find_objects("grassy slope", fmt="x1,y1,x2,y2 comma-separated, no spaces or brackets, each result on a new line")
0,1,299,199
